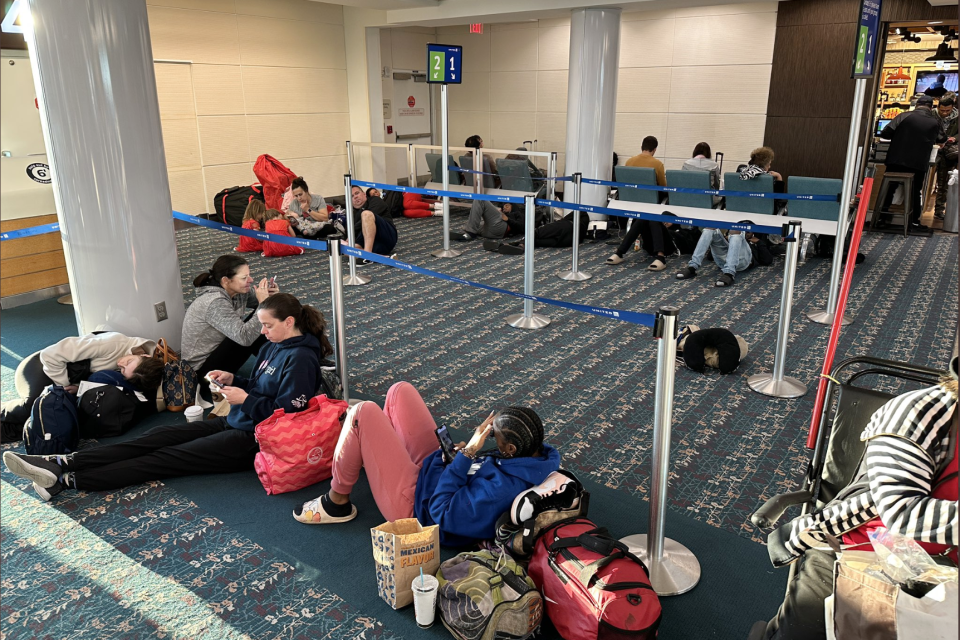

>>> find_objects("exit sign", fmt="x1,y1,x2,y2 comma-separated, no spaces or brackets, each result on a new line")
426,43,463,84
470,23,483,34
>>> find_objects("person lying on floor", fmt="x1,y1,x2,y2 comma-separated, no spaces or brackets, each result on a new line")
483,210,590,255
293,382,561,546
3,294,331,501
760,361,957,640
0,332,165,441
349,185,398,265
181,255,278,388
449,200,522,243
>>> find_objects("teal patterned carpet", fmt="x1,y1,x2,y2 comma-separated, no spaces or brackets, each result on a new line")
1,214,956,639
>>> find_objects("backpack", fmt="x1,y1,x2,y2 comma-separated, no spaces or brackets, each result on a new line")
495,469,590,560
528,519,662,640
77,384,144,438
253,154,297,211
436,550,543,640
23,385,79,455
319,363,343,401
153,339,198,412
213,184,264,226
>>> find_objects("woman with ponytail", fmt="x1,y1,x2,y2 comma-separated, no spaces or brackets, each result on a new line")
295,383,560,546
181,254,278,384
4,294,332,502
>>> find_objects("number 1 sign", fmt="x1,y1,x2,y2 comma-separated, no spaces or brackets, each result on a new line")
426,43,462,84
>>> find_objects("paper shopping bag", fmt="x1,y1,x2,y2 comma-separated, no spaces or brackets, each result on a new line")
370,518,440,609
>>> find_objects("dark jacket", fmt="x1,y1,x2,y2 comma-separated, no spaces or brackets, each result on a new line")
227,333,322,432
880,107,945,172
352,196,395,229
414,444,561,546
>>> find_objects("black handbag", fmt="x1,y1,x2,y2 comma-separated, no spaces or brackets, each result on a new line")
78,386,142,438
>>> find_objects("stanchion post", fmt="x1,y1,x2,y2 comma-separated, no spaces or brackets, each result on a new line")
474,148,483,195
327,238,350,403
342,174,370,286
558,172,592,281
431,83,461,258
620,307,701,596
407,143,416,189
506,195,550,329
748,221,807,398
548,151,557,204
346,141,355,177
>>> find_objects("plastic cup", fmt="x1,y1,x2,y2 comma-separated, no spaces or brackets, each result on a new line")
411,574,439,628
184,406,204,422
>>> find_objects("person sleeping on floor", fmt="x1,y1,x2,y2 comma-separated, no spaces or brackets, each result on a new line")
293,382,561,547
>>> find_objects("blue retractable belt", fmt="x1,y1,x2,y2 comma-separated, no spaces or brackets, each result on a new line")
352,179,525,204
172,211,329,252
0,222,60,241
580,177,838,202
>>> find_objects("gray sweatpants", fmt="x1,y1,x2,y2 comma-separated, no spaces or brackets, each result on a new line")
464,201,508,239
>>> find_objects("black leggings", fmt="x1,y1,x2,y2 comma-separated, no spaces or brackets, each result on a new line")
615,221,669,258
64,417,259,491
196,335,266,399
764,550,834,640
1,352,52,428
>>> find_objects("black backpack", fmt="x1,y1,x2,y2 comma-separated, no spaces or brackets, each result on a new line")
213,184,264,225
23,385,79,455
78,386,148,438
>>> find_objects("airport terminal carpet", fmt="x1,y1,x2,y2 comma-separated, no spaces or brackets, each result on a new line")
1,216,956,639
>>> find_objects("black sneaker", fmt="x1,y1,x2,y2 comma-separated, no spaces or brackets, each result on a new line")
676,266,697,280
33,479,64,502
498,243,524,255
356,258,373,267
483,239,502,252
2,451,62,488
715,273,735,287
450,231,475,242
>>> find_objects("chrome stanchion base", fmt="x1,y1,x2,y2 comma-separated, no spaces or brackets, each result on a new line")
619,535,701,596
505,313,551,329
57,294,73,305
343,274,371,286
805,309,853,326
747,373,807,398
557,269,592,281
431,248,462,258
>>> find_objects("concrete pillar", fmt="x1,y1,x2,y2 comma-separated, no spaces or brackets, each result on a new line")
24,0,185,347
564,7,621,213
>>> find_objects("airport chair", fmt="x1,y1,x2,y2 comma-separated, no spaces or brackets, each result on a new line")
787,177,843,258
425,153,461,185
664,169,722,209
458,155,475,187
495,158,538,194
723,172,775,215
614,166,663,204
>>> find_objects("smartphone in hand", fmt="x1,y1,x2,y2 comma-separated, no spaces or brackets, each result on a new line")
435,425,456,463
205,374,224,390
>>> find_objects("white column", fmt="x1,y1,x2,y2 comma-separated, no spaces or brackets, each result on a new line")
564,7,621,214
24,0,185,347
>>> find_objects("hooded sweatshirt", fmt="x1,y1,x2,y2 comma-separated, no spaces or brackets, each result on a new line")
38,332,156,386
226,333,322,432
181,286,262,370
415,444,561,546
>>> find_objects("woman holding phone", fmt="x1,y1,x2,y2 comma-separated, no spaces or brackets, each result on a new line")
294,382,560,546
181,255,279,385
4,294,332,500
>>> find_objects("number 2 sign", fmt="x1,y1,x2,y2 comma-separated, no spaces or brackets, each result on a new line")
426,44,462,84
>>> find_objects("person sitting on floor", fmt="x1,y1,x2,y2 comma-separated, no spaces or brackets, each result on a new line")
349,185,398,265
450,200,521,242
236,199,266,253
181,255,277,384
285,177,330,238
486,208,591,255
605,218,675,271
262,209,305,258
293,382,561,546
0,333,164,441
675,222,770,288
759,358,957,640
3,294,332,501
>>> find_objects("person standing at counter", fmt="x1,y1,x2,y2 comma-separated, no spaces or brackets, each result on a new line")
935,93,958,221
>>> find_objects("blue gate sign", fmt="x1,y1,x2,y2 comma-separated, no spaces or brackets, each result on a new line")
852,0,882,78
426,43,463,84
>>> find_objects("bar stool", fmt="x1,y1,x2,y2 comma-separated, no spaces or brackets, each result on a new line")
870,172,913,237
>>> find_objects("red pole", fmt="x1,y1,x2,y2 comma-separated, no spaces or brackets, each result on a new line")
806,177,874,449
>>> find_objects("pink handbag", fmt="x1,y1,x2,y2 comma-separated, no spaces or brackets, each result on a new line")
253,395,348,495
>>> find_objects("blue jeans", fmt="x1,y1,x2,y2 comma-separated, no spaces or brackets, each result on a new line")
688,229,752,276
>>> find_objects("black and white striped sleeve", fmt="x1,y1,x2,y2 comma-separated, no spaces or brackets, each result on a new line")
865,435,957,546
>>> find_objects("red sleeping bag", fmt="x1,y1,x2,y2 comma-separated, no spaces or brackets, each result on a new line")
253,154,297,211
528,519,661,640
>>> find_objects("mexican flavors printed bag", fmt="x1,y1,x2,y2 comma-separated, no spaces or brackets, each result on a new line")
370,518,440,609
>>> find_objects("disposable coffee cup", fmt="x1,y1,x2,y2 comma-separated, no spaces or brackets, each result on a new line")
411,574,439,629
184,406,204,422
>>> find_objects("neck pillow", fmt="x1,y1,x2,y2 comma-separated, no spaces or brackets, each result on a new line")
678,326,748,374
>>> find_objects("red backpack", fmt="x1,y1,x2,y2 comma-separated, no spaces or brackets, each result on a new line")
528,519,661,640
253,154,297,211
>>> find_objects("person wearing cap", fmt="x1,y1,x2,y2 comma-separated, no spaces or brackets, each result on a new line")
759,354,958,640
878,95,947,231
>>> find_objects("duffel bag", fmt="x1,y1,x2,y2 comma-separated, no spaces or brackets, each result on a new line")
437,549,543,640
213,184,264,226
78,383,144,438
253,394,348,495
528,518,661,640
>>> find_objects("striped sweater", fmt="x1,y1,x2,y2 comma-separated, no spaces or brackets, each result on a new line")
767,384,957,567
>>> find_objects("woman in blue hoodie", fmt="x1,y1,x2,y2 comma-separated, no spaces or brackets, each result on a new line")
3,294,330,501
294,381,560,546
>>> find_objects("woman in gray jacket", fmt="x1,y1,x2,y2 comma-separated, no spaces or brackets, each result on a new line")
181,255,278,382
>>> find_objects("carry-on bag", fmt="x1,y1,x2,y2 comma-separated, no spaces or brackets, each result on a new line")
23,385,79,455
528,518,662,640
152,339,197,413
213,184,264,226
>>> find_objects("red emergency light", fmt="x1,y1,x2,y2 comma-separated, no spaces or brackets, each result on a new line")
469,23,483,34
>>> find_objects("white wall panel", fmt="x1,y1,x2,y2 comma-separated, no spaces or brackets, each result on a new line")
448,72,491,112
536,112,567,152
538,26,570,70
242,67,348,114
664,113,766,161
168,168,207,215
491,29,538,72
198,115,252,165
246,113,349,159
155,64,196,118
283,155,347,197
160,117,202,170
391,30,436,70
616,67,672,113
673,3,778,18
234,0,342,24
432,31,491,73
238,17,345,69
489,112,536,150
668,65,772,114
147,6,241,65
614,112,668,158
203,162,255,200
619,19,675,68
489,72,537,112
192,64,246,116
147,0,235,13
537,70,568,113
449,112,490,149
672,13,777,67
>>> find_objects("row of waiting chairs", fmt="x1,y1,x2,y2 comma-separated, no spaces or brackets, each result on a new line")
615,165,843,222
425,153,543,194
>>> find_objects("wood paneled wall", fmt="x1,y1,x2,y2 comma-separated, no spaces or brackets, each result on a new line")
764,0,958,180
0,215,68,297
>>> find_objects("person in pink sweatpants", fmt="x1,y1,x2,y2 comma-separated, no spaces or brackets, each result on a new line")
293,381,561,546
